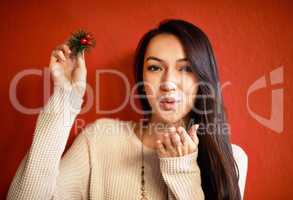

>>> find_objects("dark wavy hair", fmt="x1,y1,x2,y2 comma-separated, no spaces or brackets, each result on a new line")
133,19,241,200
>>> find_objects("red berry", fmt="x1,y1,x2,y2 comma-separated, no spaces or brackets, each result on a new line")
80,38,88,45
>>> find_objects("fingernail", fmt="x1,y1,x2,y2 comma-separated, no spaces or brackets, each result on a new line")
191,124,198,131
177,126,184,132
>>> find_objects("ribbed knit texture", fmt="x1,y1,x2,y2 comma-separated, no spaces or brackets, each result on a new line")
6,87,205,200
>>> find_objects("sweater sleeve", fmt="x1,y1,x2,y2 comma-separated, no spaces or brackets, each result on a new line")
6,87,90,200
159,151,204,200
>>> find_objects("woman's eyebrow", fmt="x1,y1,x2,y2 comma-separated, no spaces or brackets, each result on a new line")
145,56,188,63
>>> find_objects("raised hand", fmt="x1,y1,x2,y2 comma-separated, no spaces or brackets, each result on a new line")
49,42,87,98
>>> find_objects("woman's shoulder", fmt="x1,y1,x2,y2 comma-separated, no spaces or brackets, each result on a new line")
231,144,248,198
231,144,248,164
231,144,248,172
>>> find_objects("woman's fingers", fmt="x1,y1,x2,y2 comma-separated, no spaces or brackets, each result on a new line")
48,42,87,98
156,125,200,158
51,49,66,63
170,133,183,156
72,50,87,96
177,127,191,155
177,126,198,153
51,43,71,63
188,124,199,145
50,50,58,64
76,50,86,71
177,126,192,144
55,43,71,58
61,44,71,58
163,133,177,156
50,50,65,79
155,140,166,157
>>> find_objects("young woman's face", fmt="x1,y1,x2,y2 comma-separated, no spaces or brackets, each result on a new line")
143,33,199,124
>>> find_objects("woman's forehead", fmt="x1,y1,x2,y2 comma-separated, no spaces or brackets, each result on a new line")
144,34,187,64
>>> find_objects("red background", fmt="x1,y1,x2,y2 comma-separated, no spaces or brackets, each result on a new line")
0,0,292,199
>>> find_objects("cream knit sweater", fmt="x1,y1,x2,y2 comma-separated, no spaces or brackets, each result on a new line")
6,87,205,200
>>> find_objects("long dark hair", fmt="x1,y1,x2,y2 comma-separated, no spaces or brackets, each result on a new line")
133,19,241,200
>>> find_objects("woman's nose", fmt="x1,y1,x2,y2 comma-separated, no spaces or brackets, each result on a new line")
160,81,177,92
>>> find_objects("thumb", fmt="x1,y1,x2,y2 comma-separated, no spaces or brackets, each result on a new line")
77,50,86,71
177,126,193,145
72,50,87,91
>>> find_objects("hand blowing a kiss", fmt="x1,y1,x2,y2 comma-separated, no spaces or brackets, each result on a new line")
155,124,199,158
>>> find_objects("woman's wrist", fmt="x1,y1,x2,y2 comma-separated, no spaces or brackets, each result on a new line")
159,151,199,174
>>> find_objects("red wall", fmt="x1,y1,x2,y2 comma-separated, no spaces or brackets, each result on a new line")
0,0,292,199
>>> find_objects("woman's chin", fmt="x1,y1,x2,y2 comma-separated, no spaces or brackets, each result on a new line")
151,105,185,124
156,112,182,124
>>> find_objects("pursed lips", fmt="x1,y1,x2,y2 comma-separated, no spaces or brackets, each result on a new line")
157,94,182,103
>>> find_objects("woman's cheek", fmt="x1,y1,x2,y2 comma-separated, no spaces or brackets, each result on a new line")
144,85,159,109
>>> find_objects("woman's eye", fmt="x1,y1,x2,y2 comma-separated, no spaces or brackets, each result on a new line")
147,65,161,72
180,66,192,72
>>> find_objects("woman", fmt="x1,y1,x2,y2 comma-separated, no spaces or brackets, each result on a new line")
7,19,247,200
